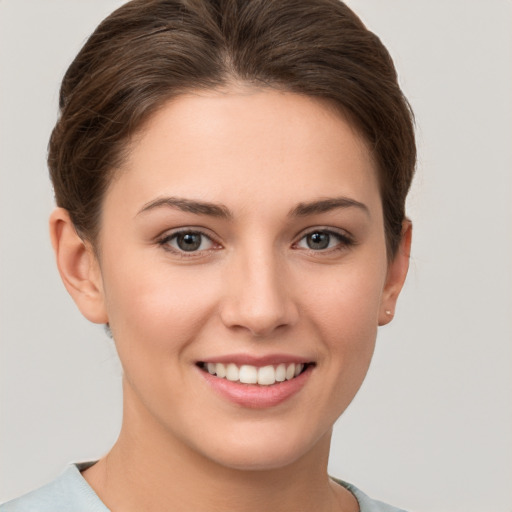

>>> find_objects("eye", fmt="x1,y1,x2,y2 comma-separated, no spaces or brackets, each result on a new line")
296,229,352,251
159,230,216,253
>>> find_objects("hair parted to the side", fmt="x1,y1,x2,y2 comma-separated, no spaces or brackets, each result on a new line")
48,0,415,257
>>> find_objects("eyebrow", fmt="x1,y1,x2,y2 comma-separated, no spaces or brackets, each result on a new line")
288,197,370,217
137,197,233,218
137,195,369,219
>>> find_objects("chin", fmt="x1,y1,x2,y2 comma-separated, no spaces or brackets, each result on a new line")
207,447,306,472
191,423,330,472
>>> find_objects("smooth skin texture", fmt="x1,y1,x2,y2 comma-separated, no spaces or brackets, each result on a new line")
50,87,411,512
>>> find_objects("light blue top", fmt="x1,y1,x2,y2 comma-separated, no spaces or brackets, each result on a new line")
1,462,407,512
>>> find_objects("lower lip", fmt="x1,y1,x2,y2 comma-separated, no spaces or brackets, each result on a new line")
198,365,313,409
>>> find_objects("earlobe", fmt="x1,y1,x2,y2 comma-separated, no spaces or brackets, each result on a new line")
49,208,108,324
378,220,412,326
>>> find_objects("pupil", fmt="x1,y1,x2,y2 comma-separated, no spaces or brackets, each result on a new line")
178,233,201,251
307,232,330,250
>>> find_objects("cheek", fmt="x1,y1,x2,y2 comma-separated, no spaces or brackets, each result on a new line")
300,262,385,341
102,263,221,360
297,260,386,399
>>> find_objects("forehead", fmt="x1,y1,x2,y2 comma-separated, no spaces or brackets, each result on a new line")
108,87,380,218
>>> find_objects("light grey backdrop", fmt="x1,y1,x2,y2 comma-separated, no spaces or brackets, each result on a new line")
1,1,511,510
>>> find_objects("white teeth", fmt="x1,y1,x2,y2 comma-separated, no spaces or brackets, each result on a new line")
275,364,286,382
257,365,276,386
203,362,307,385
216,362,227,378
225,363,239,382
239,365,258,384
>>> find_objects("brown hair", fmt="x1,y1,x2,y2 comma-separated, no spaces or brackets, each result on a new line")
49,0,415,257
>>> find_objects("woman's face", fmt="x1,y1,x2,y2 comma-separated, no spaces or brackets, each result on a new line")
78,88,408,470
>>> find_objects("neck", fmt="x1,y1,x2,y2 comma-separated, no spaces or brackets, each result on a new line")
82,381,358,512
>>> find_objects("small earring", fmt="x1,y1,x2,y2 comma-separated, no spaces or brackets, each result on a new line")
385,310,392,315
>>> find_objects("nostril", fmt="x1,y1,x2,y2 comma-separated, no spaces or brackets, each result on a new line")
218,269,299,336
220,307,298,338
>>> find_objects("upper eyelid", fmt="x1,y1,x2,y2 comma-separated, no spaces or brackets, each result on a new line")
156,230,222,259
155,226,353,247
294,226,353,242
157,228,221,253
157,226,218,242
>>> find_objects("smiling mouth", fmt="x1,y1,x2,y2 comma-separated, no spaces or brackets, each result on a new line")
197,362,313,386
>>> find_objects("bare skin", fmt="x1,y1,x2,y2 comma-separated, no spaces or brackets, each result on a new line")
84,420,357,512
51,86,411,512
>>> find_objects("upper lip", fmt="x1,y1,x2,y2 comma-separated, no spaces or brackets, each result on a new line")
197,353,314,367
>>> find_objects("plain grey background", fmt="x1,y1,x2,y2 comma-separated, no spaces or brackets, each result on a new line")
1,1,511,510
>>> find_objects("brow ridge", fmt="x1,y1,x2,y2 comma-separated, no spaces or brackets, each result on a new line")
289,197,369,217
137,195,368,219
137,197,232,218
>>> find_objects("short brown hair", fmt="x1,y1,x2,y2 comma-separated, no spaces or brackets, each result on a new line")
49,0,415,257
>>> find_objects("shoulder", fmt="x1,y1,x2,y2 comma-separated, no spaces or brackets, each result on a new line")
333,478,409,512
0,463,108,512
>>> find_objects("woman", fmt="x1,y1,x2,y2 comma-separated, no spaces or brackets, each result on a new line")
2,0,415,510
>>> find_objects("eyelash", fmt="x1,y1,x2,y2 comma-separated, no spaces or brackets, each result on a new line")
157,229,220,258
293,228,355,254
156,227,355,257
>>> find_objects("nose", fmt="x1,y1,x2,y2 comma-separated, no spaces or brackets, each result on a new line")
219,247,299,338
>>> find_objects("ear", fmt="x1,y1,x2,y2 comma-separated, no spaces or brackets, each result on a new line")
378,220,412,326
49,208,108,324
